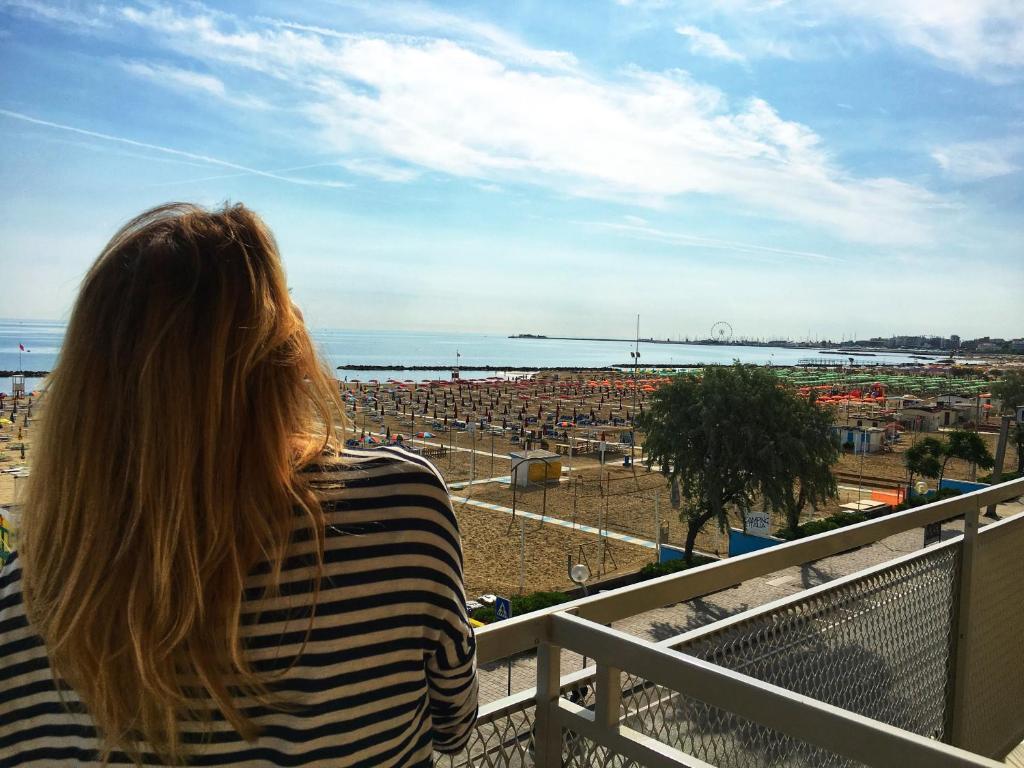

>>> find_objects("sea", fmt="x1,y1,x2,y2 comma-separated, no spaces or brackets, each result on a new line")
0,319,939,395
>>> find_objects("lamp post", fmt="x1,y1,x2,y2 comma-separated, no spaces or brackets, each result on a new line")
569,562,592,669
630,316,640,464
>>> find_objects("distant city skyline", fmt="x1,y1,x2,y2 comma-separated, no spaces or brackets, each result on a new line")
1,0,1022,338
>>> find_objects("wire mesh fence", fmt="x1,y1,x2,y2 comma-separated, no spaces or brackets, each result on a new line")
957,514,1024,758
618,542,961,767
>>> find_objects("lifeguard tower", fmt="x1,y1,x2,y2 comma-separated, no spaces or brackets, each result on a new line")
11,374,25,400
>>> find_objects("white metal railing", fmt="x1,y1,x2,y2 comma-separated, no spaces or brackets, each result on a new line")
455,476,1024,767
476,477,1024,662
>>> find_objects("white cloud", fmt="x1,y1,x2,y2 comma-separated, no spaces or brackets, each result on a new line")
0,108,349,187
0,0,109,27
675,24,746,63
659,0,1024,80
593,220,837,263
341,158,421,182
107,4,942,246
836,0,1024,80
118,60,269,109
932,140,1022,181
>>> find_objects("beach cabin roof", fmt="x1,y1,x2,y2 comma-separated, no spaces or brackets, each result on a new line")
509,449,561,461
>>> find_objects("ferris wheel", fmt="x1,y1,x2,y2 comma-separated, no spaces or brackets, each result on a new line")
710,321,733,343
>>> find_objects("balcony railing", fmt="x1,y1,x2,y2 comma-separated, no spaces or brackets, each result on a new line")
439,477,1024,767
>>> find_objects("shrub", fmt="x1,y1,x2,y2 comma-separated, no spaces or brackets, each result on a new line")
472,590,570,624
474,556,717,623
894,487,962,511
776,511,868,541
978,470,1021,483
639,554,714,578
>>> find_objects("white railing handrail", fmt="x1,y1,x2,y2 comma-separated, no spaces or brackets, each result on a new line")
477,476,1024,662
548,612,1003,768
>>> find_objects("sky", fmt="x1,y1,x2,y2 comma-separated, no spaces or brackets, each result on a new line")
0,0,1022,342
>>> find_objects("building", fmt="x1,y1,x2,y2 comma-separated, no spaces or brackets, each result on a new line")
832,425,885,453
897,405,960,431
509,449,561,487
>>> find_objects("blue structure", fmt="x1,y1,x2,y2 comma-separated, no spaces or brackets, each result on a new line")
728,529,783,557
939,479,989,494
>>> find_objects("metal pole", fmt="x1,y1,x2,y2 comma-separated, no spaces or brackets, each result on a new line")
950,502,981,746
599,494,607,576
519,516,526,595
985,415,1011,519
631,314,639,464
654,490,661,562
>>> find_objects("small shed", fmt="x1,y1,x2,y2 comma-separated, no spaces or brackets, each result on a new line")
832,425,885,454
509,449,562,487
898,405,959,431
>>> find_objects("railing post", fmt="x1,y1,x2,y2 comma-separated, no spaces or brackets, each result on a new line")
535,641,563,768
595,663,622,729
950,502,980,746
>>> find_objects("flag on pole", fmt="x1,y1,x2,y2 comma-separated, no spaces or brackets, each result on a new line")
18,344,24,351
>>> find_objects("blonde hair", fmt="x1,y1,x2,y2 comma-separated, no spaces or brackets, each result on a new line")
21,203,344,763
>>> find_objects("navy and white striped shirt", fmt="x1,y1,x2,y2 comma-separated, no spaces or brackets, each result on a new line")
0,447,478,766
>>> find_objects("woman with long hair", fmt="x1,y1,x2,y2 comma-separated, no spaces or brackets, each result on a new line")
0,203,477,766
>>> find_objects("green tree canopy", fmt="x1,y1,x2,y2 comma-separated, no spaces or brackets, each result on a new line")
759,392,840,536
905,437,943,496
941,429,994,482
991,371,1024,415
639,365,839,561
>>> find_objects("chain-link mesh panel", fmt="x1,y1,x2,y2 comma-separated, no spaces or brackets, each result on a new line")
957,513,1024,758
562,733,641,768
619,544,961,767
434,674,597,767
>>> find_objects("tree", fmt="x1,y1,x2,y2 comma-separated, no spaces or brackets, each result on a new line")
905,437,943,497
940,429,994,483
1015,424,1024,475
639,365,838,563
991,371,1024,415
760,393,840,536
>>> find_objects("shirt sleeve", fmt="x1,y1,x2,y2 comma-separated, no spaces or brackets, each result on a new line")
425,505,479,754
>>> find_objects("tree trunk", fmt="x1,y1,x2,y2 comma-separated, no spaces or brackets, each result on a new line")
683,509,715,564
683,520,701,565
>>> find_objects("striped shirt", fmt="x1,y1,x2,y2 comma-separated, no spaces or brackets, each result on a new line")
0,447,478,766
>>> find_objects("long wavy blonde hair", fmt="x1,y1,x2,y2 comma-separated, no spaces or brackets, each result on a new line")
21,203,344,763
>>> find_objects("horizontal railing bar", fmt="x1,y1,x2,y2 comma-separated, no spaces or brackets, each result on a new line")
556,699,718,768
656,532,962,649
549,612,1003,768
476,477,1024,663
977,506,1024,539
472,665,596,725
475,686,535,722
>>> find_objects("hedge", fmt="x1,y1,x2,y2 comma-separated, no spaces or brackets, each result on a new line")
776,487,965,541
473,555,715,624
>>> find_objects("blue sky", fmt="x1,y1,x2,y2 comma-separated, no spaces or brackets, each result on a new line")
1,0,1022,341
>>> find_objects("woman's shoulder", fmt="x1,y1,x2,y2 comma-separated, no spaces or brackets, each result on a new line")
302,446,449,495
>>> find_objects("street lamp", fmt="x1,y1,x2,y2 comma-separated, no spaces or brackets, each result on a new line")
630,349,640,464
569,562,592,669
